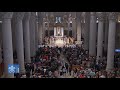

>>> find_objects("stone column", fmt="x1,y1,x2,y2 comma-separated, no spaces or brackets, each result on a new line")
104,14,109,55
106,12,117,71
0,43,2,64
29,12,36,57
76,12,82,44
67,22,70,36
39,22,43,44
89,12,97,56
84,12,90,50
68,16,71,36
38,12,43,44
0,30,2,64
11,19,16,54
72,12,77,40
14,12,25,73
48,23,50,37
96,12,104,62
42,18,46,42
23,12,31,63
1,12,14,78
35,16,38,51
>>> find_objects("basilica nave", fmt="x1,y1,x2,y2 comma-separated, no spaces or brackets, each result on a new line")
0,12,120,78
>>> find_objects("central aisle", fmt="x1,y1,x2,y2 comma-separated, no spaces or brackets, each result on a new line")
58,50,73,78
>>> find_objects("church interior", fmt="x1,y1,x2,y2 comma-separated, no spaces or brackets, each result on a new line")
0,12,120,78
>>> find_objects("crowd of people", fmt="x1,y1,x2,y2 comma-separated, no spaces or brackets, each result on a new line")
63,45,120,78
12,42,120,78
15,46,69,78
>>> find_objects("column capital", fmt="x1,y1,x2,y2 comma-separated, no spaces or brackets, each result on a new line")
108,12,118,21
90,12,96,16
38,12,41,19
30,12,36,19
97,12,105,21
36,16,38,21
23,12,31,21
76,12,82,16
104,12,109,21
1,12,13,19
85,12,90,16
14,12,25,21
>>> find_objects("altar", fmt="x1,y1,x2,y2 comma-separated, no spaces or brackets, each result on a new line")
54,37,65,47
53,26,65,47
48,36,74,47
44,24,75,47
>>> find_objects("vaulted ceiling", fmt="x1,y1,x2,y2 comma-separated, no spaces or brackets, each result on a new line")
0,12,120,22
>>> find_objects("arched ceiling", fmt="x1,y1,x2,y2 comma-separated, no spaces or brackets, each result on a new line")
0,12,120,21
